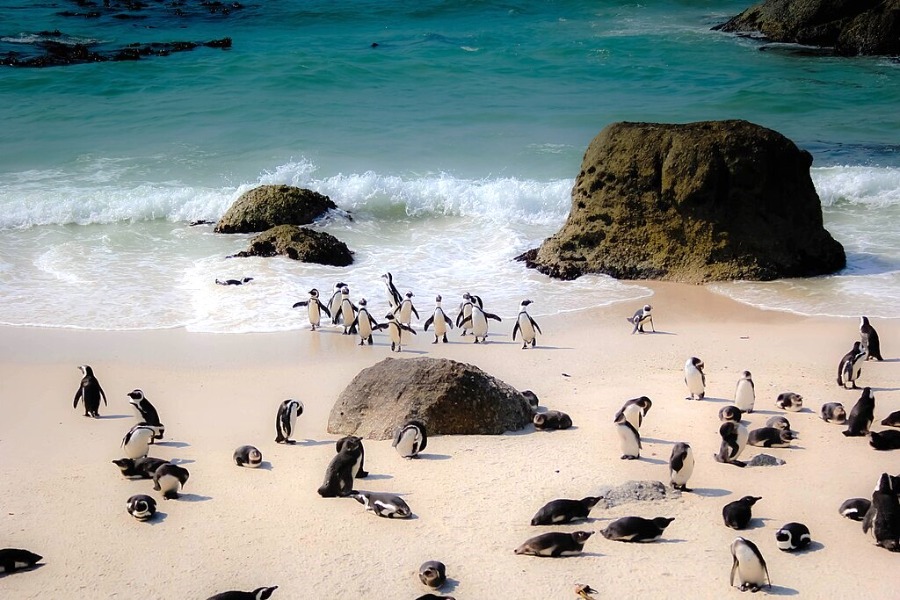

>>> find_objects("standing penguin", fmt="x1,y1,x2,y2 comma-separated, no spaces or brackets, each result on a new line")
207,586,278,600
730,537,770,592
121,424,155,460
73,365,107,418
512,299,542,349
615,400,645,431
381,272,402,311
383,313,416,352
455,292,477,336
715,421,749,467
669,442,695,491
393,419,427,458
350,298,383,346
684,357,706,400
862,472,900,551
614,411,641,460
734,371,755,413
127,389,164,440
843,387,875,437
292,288,331,331
393,291,420,326
317,441,362,498
423,295,454,343
327,282,346,322
859,316,884,361
275,399,304,444
460,303,502,344
336,286,358,334
629,304,654,334
335,435,368,478
837,341,867,389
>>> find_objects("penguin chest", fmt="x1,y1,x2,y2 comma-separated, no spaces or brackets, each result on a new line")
432,309,448,335
124,431,153,459
685,369,704,394
389,324,403,345
671,452,695,484
461,305,473,329
308,302,321,325
157,474,181,494
734,546,766,584
517,313,535,341
732,427,749,457
472,312,489,336
616,424,640,454
357,311,373,337
398,303,412,324
395,431,420,457
735,382,754,411
341,303,354,323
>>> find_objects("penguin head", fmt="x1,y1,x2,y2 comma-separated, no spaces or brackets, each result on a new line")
384,313,396,320
308,288,319,297
860,316,869,328
242,277,254,284
334,282,346,290
406,291,414,298
359,298,368,307
571,531,594,543
462,292,471,300
78,365,92,376
741,496,762,506
435,295,442,303
127,389,145,402
520,299,533,307
252,586,278,600
742,370,752,378
341,286,350,294
643,304,652,312
652,517,675,529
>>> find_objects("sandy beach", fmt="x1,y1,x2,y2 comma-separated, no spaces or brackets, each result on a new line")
1,282,897,599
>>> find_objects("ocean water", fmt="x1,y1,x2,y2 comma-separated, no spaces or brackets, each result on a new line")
1,0,898,332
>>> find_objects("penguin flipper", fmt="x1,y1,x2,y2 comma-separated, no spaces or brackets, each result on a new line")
442,313,454,328
412,306,420,319
401,324,417,335
423,315,434,331
730,555,738,588
485,312,502,322
73,389,82,409
319,301,331,318
100,385,107,406
293,301,309,308
530,316,542,334
512,321,520,340
671,451,684,472
459,315,472,326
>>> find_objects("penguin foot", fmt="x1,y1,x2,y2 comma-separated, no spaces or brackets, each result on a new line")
729,460,747,468
432,339,438,344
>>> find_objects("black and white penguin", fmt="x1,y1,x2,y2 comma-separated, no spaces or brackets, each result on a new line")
326,282,345,321
530,497,602,525
207,586,278,600
775,392,803,412
335,435,368,478
839,498,872,521
393,419,427,458
601,516,675,542
233,445,263,468
684,357,706,400
734,371,755,413
349,298,383,346
869,430,900,451
0,548,43,574
533,410,572,430
126,494,157,521
215,277,253,286
418,560,447,589
455,292,476,336
73,365,107,418
127,389,164,440
614,411,641,460
292,288,331,331
459,303,502,344
275,399,303,444
859,316,884,361
513,531,593,557
383,313,416,352
719,405,744,424
381,272,402,311
336,286,358,335
748,427,794,448
843,387,875,437
862,473,900,551
715,421,749,467
351,491,412,518
512,299,542,349
669,442,695,492
153,463,189,499
820,402,847,424
882,411,900,428
615,397,648,430
393,291,420,326
837,341,866,389
423,295,454,344
121,424,155,459
723,496,762,530
522,390,540,411
629,304,653,334
730,537,771,592
317,442,361,498
112,457,169,480
765,415,791,431
775,522,811,551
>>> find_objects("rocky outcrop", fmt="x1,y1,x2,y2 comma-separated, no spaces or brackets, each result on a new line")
714,0,900,56
229,225,353,266
520,120,845,283
215,185,337,234
597,481,680,509
1,36,232,68
327,357,534,440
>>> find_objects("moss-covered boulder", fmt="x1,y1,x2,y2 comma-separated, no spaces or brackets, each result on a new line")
215,185,337,233
230,225,353,266
520,120,845,283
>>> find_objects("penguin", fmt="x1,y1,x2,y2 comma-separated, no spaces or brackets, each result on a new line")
869,430,900,451
765,415,791,431
862,472,900,551
335,435,368,478
326,282,345,322
393,291,420,326
840,498,872,521
614,411,641,460
206,587,278,600
748,427,794,448
317,441,361,498
775,522,811,552
775,392,803,412
601,516,675,542
530,497,602,526
843,387,875,437
533,410,572,430
837,341,866,389
415,595,456,600
73,364,107,418
723,496,762,530
575,584,598,600
715,421,748,467
383,313,416,352
882,411,900,428
349,298,383,345
418,560,447,589
121,424,155,460
127,389,164,440
0,548,43,574
292,288,330,331
112,456,169,480
719,405,743,424
513,531,593,557
615,398,648,430
153,463,189,499
215,277,253,286
521,390,540,411
275,399,303,444
734,371,755,413
859,316,884,361
669,442,695,492
393,419,427,458
423,295,454,343
455,292,477,336
336,286,358,334
512,299,542,349
233,445,263,468
459,303,502,344
820,402,847,424
730,537,771,592
628,304,654,334
126,494,157,521
351,491,412,518
381,272,402,311
683,357,705,400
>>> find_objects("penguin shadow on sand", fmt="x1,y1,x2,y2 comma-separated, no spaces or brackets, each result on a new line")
145,511,169,526
868,385,900,391
173,493,212,503
413,452,451,461
689,487,731,498
637,456,668,465
168,458,195,465
155,440,190,448
292,438,335,447
765,584,800,596
98,414,133,420
253,461,274,471
360,473,393,481
742,517,772,530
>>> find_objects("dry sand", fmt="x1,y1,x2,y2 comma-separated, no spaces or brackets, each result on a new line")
1,282,898,599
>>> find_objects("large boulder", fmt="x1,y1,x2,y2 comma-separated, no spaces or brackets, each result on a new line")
519,120,845,283
215,184,337,234
714,0,900,56
327,357,534,439
229,225,353,266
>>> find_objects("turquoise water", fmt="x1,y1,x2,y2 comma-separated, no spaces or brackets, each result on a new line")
1,1,898,330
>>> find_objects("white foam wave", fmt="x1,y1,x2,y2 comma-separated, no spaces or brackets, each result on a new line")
813,166,900,208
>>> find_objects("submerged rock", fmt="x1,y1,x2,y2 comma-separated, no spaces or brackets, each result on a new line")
215,185,337,234
229,225,353,266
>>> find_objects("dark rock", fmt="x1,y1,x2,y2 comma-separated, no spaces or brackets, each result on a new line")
229,225,353,266
1,36,231,68
520,120,845,283
596,480,680,509
714,0,900,57
747,453,786,467
215,185,337,234
327,357,534,439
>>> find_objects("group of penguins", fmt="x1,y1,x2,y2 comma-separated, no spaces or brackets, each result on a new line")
290,272,542,350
